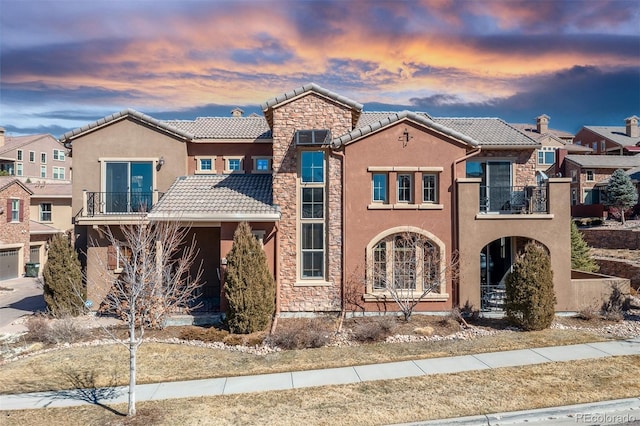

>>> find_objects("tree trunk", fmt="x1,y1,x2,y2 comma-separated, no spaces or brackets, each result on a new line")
621,209,626,225
128,320,137,416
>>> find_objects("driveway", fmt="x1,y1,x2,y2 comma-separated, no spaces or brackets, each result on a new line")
0,277,46,334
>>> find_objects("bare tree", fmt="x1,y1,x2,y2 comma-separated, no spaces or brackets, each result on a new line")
90,220,203,416
368,233,458,321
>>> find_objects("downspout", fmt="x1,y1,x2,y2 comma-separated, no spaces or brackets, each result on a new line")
270,222,281,334
451,147,482,306
331,147,347,332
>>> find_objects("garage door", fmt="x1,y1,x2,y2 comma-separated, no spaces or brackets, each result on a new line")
0,249,19,281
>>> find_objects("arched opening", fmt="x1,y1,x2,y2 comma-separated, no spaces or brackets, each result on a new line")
480,237,549,312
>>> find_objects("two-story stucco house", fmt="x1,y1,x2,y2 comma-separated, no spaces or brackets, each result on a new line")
62,83,606,316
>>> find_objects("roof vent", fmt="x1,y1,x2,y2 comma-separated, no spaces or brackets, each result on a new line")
231,108,244,117
295,129,331,145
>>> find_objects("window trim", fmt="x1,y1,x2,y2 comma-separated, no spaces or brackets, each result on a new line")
585,170,595,182
40,165,47,178
252,156,272,174
10,199,21,222
365,226,448,300
223,156,245,174
422,173,438,203
371,173,388,203
39,203,52,222
41,152,47,164
53,149,66,161
16,162,23,176
53,166,65,180
29,151,35,163
397,173,413,203
17,150,23,161
195,156,216,174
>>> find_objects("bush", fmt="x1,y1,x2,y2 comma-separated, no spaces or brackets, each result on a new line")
225,222,275,334
42,234,84,317
267,318,334,349
577,304,600,321
571,221,599,272
26,315,88,344
505,242,556,331
351,316,397,343
601,284,629,322
179,326,229,342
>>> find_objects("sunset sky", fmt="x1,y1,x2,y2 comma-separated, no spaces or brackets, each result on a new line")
1,0,638,137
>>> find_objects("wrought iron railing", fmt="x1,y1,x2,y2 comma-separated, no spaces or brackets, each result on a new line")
479,185,548,214
85,191,162,216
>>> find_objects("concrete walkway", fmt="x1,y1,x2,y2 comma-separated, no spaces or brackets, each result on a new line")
1,338,640,421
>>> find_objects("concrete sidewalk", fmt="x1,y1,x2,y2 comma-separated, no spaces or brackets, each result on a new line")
1,337,639,416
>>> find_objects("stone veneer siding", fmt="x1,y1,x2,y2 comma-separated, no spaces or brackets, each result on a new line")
0,183,31,265
473,150,537,186
271,93,352,312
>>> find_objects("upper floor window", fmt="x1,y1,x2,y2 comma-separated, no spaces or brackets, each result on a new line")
397,174,412,203
422,173,437,203
195,156,216,174
252,156,272,174
53,166,65,180
40,203,52,222
537,148,555,165
29,151,35,162
301,151,324,183
41,153,47,164
53,149,65,161
223,156,244,174
16,150,22,161
16,163,23,176
9,199,21,222
571,169,577,183
40,165,47,178
586,170,594,182
299,151,326,280
102,160,154,213
372,173,388,203
295,129,331,145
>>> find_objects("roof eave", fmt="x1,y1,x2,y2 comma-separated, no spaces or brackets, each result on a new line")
148,212,281,222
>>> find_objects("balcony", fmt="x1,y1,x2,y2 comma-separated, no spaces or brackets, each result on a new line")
76,190,163,224
479,185,548,214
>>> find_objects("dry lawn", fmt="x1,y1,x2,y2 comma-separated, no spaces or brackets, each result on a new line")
2,356,639,426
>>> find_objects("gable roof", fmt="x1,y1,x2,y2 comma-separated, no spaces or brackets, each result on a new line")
148,174,280,222
564,154,640,169
0,176,33,194
261,83,363,129
0,134,59,156
510,123,574,141
333,111,479,148
581,126,640,147
163,116,271,141
434,118,540,148
59,109,194,144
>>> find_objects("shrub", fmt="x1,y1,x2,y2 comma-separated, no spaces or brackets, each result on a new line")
42,234,84,317
577,304,600,321
505,242,556,331
179,326,229,342
351,317,397,342
601,283,629,322
570,221,599,272
26,315,88,344
267,318,333,349
225,222,275,334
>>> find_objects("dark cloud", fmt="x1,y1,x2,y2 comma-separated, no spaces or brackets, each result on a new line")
408,66,640,132
1,82,154,106
229,34,295,65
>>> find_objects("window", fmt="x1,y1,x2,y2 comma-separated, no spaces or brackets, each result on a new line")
592,142,597,152
103,160,154,213
586,170,594,182
53,149,65,161
40,203,52,222
571,189,578,206
16,150,22,161
295,129,331,145
29,151,35,162
397,174,412,202
53,166,65,180
41,153,46,163
600,141,606,153
537,148,555,165
223,156,244,174
195,156,216,174
300,151,326,279
16,163,23,176
370,232,440,294
10,199,20,222
372,173,387,203
40,165,47,178
584,189,600,205
422,174,437,203
571,169,577,183
252,156,272,173
108,243,132,272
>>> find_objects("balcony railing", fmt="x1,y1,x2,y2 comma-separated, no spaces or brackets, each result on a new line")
84,191,163,217
479,185,548,214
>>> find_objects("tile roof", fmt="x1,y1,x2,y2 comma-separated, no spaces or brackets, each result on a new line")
564,154,640,168
334,111,479,148
149,174,280,222
0,134,55,156
30,220,63,235
433,118,539,147
510,123,574,141
261,83,363,111
25,183,72,198
0,177,33,194
59,109,194,143
582,126,640,147
162,117,271,140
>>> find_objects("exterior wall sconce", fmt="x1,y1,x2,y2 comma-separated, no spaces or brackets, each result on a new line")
157,157,165,171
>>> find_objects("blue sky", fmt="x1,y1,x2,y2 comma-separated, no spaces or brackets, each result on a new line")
1,0,638,137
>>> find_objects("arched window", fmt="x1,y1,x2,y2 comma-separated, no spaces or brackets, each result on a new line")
370,232,441,294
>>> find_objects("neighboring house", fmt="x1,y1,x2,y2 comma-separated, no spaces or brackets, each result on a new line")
0,129,72,182
27,182,72,267
0,177,32,280
511,114,584,180
563,155,640,217
61,83,611,315
573,116,640,155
